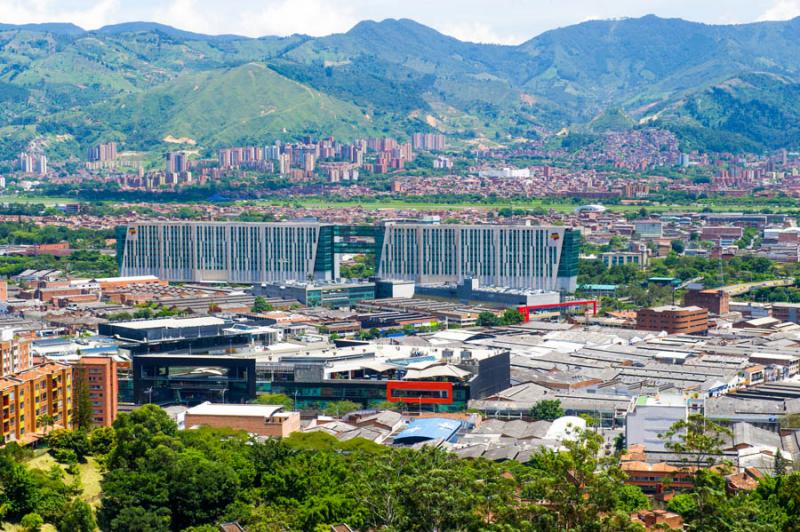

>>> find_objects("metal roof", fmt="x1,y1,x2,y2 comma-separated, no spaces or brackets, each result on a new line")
393,418,462,444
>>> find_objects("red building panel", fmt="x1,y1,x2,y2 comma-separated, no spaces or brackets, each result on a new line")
386,380,453,405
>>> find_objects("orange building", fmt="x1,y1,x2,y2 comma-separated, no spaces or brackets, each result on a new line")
184,402,301,438
636,305,709,334
0,329,32,377
1,362,72,445
683,288,730,315
72,356,118,427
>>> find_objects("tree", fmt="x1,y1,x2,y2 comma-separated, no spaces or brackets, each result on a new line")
20,512,43,532
168,452,240,530
671,239,685,254
72,368,94,430
252,393,294,411
520,428,630,530
660,414,733,530
530,399,565,421
501,308,524,325
59,499,96,532
616,484,651,513
251,296,273,313
476,311,501,327
88,426,116,456
36,414,55,434
47,429,90,463
659,413,732,471
108,507,170,532
323,400,361,417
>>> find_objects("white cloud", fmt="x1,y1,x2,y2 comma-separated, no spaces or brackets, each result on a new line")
0,0,119,29
154,0,213,34
437,21,525,45
758,0,800,20
236,0,359,37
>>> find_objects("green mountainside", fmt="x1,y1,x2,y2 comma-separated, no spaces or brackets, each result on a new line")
2,15,800,159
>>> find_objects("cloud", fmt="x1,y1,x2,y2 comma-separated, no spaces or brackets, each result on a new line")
155,0,213,34
237,0,359,37
0,0,119,29
758,0,800,20
437,21,525,45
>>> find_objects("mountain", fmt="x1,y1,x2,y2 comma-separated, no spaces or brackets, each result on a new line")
654,72,800,152
84,63,378,150
2,15,800,160
94,22,246,42
0,22,85,35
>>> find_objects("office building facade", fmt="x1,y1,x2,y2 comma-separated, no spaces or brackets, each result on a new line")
376,223,579,292
119,222,579,292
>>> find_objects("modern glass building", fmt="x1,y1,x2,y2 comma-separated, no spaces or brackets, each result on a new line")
119,222,579,292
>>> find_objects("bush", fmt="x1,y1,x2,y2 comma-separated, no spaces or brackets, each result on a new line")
52,447,78,465
20,512,44,532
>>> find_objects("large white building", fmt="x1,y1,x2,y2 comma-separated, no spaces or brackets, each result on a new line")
119,221,580,292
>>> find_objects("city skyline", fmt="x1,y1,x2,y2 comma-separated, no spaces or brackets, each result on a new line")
0,0,798,44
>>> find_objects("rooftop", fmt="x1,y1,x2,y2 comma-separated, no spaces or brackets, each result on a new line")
185,401,287,418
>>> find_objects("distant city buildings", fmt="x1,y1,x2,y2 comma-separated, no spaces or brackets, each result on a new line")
88,142,117,163
18,151,47,176
412,132,446,151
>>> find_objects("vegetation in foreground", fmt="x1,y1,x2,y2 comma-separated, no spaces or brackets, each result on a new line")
1,406,800,531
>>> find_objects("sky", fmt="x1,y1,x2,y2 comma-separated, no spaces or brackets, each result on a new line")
1,0,799,44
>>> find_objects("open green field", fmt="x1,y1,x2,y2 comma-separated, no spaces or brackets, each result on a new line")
25,452,103,506
252,196,800,214
6,192,800,215
0,195,75,206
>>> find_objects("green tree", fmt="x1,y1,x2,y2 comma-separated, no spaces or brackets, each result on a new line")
251,296,273,313
616,484,651,513
476,311,502,327
659,413,732,471
35,414,55,434
501,308,524,325
59,498,96,532
323,400,361,417
520,428,630,530
108,507,170,532
530,399,565,421
252,393,294,411
20,512,44,532
168,452,240,530
72,368,94,430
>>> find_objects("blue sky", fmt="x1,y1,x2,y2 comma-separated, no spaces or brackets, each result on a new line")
1,0,799,44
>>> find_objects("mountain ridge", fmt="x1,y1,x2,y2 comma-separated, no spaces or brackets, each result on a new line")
2,15,800,158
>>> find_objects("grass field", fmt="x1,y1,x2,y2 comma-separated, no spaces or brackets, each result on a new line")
25,452,103,506
7,192,800,215
0,195,75,206
253,196,800,214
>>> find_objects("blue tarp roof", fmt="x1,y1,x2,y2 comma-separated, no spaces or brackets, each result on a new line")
393,418,462,444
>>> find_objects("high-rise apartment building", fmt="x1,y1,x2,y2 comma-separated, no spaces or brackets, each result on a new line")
118,222,580,292
72,356,118,427
88,142,118,162
18,152,47,176
1,362,72,444
412,132,446,151
1,328,72,445
0,328,31,377
165,151,190,174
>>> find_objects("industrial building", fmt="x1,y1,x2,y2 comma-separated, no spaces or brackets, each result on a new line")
118,221,579,293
